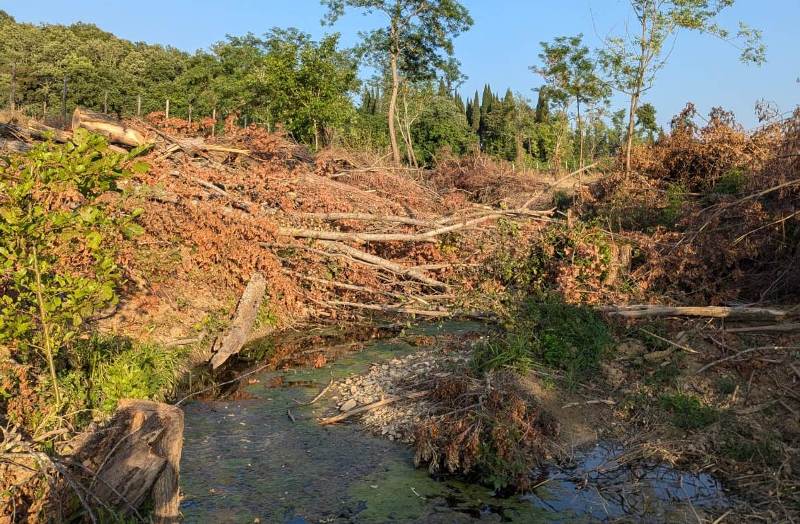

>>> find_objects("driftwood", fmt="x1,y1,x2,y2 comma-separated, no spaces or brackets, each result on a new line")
319,391,429,425
603,305,791,321
72,107,146,147
73,399,183,523
209,272,268,369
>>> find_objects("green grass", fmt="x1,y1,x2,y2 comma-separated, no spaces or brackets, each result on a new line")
659,393,718,430
472,296,613,383
64,335,184,415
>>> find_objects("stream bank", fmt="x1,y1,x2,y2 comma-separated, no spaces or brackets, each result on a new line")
180,321,731,522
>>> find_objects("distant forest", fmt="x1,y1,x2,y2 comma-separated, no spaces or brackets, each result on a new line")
0,9,680,168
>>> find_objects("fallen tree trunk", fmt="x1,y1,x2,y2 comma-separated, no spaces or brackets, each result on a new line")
72,107,147,147
210,272,268,369
328,301,452,318
72,400,184,523
293,211,434,227
724,323,800,333
603,305,791,321
0,137,30,152
1,121,71,144
321,241,447,289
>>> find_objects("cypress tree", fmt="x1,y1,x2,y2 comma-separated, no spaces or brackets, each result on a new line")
503,88,514,106
454,93,465,114
437,79,448,97
481,84,494,115
470,91,480,132
534,86,550,123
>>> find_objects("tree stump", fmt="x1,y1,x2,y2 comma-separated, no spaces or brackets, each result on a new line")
73,400,184,522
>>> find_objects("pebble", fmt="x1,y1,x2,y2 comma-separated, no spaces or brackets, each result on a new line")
339,399,357,412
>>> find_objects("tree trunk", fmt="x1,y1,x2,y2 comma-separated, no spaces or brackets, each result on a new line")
625,92,638,174
72,107,147,147
9,63,16,112
209,272,268,369
72,400,184,522
388,51,402,166
577,97,584,168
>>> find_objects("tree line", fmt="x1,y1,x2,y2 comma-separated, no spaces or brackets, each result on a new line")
0,1,765,170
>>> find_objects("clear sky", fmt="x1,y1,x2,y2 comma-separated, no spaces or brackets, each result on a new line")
3,0,797,128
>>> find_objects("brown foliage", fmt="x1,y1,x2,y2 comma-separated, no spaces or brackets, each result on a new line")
588,105,800,303
414,371,558,491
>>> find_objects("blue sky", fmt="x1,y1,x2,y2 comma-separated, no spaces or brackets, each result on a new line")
4,0,797,128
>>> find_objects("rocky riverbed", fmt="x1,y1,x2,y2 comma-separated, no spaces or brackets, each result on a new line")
328,344,474,443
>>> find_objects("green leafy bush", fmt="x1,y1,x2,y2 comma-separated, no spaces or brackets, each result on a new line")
0,131,146,426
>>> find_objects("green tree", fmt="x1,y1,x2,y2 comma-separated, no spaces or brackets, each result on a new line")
322,0,473,166
599,0,766,173
635,102,659,142
533,34,609,168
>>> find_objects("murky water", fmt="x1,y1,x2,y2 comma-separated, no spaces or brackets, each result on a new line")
180,322,730,523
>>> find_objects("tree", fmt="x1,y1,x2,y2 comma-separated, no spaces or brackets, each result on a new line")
322,0,473,165
635,102,659,142
599,0,766,173
533,34,609,168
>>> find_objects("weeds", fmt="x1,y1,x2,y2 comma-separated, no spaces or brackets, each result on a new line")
659,393,718,430
472,295,612,384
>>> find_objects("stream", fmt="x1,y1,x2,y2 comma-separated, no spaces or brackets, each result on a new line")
180,322,731,523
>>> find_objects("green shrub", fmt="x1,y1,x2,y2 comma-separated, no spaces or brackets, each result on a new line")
713,167,746,195
473,296,613,383
0,131,147,427
660,393,718,430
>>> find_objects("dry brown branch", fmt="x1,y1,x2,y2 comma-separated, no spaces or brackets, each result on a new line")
724,323,800,334
321,241,447,289
292,212,434,227
328,300,451,318
696,346,800,374
603,305,791,321
278,210,555,244
319,391,429,425
522,162,599,209
281,269,405,300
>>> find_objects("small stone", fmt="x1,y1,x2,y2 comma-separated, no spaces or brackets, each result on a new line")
340,399,357,412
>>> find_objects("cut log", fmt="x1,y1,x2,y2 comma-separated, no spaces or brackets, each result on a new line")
0,121,71,144
72,400,184,522
0,137,30,152
209,272,268,369
603,305,791,321
72,107,147,147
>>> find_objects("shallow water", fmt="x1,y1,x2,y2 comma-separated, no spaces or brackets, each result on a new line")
180,322,730,523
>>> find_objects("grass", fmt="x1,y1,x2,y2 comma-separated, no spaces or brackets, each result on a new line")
659,393,718,430
472,295,613,384
64,335,185,417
